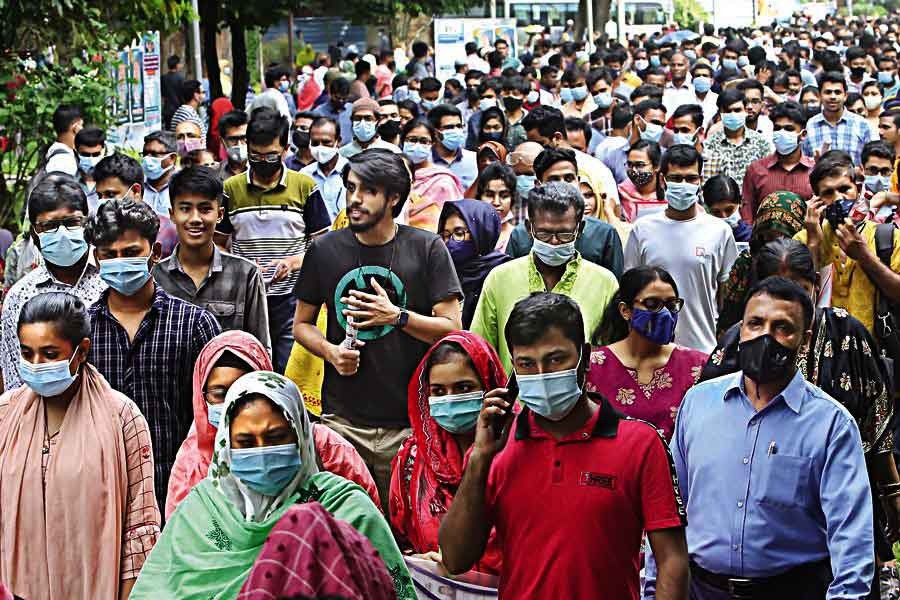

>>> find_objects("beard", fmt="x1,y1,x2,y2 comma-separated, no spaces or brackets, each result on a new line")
348,201,389,233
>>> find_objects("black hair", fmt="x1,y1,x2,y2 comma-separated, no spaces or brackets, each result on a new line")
18,292,91,349
628,139,661,167
863,140,896,165
845,46,867,62
754,238,816,285
478,77,503,97
564,117,591,145
845,92,864,109
702,174,741,207
465,42,478,55
502,75,531,95
144,130,177,154
736,78,764,96
478,107,508,144
520,105,565,139
75,127,105,149
533,147,577,181
745,276,814,331
769,100,806,126
819,70,848,92
505,292,585,350
85,198,160,247
264,66,291,89
167,55,180,70
218,110,249,138
862,80,881,96
717,88,745,111
401,118,439,145
180,79,202,104
425,340,475,375
412,41,429,58
52,104,82,135
420,77,442,94
526,180,584,220
310,116,339,136
170,166,223,205
247,107,290,149
475,162,516,200
611,106,634,130
93,153,143,189
595,266,679,344
691,62,713,77
397,99,421,121
671,104,703,128
427,103,463,129
355,60,371,77
212,349,254,373
809,150,854,193
633,99,665,118
295,110,319,122
342,148,411,218
661,144,702,175
329,77,351,97
28,174,88,224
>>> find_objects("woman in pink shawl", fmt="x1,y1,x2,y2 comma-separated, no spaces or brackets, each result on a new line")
399,119,465,232
165,330,380,519
239,502,396,600
0,293,160,600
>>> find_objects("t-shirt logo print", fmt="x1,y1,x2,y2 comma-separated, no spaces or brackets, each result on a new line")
333,265,408,341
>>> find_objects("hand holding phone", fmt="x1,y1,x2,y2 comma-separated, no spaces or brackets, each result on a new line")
475,379,516,458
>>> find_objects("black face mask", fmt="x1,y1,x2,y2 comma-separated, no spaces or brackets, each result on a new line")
377,119,401,140
738,334,798,384
292,130,310,150
824,198,856,230
503,97,523,112
466,86,480,102
850,66,866,79
249,158,282,180
804,103,821,120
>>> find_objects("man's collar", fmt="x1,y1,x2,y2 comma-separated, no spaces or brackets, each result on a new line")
725,369,806,414
514,392,621,441
167,243,221,274
432,145,462,165
314,155,347,178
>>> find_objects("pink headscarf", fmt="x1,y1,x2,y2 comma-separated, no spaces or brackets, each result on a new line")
0,365,131,599
165,330,272,519
239,502,396,600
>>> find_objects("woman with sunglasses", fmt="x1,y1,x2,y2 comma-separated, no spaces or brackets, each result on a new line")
589,266,708,441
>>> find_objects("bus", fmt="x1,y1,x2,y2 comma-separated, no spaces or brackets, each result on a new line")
503,0,672,43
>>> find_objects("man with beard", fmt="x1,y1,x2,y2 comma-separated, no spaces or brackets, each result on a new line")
292,149,462,511
643,277,874,599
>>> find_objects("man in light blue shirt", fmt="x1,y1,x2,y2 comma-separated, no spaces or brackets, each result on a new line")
313,77,353,145
429,104,478,189
645,277,874,600
301,116,347,223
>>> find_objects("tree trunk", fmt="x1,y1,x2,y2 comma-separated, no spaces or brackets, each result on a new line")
574,0,586,42
200,0,223,99
596,0,611,45
231,20,249,110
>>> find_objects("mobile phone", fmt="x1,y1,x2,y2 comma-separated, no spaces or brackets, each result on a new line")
493,373,517,439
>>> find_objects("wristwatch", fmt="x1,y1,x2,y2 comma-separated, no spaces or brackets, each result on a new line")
396,309,410,329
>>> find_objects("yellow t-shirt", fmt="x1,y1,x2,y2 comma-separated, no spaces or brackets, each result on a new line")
795,221,900,333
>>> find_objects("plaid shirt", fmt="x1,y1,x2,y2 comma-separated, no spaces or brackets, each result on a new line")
701,128,771,190
802,110,872,165
88,285,221,509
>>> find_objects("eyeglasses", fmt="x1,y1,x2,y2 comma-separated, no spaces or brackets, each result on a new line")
34,216,85,234
224,135,247,145
405,136,433,145
351,115,377,123
866,167,893,176
531,226,578,244
637,297,685,313
440,226,471,242
204,388,228,404
248,152,282,163
665,174,701,184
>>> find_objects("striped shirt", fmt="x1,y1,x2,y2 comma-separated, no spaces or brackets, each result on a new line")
88,285,221,510
222,166,324,296
802,110,872,165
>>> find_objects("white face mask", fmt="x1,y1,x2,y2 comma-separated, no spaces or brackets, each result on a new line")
311,144,338,164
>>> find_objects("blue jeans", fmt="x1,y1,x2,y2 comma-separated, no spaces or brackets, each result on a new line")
267,294,297,374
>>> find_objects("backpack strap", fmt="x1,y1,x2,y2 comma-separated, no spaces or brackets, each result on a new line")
876,223,895,269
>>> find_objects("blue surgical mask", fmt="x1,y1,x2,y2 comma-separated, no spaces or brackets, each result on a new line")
640,121,664,143
865,174,891,194
409,90,421,104
527,89,539,104
18,351,78,397
571,86,588,102
593,92,613,108
230,443,301,496
441,128,465,152
421,98,439,111
772,129,799,155
635,59,650,71
479,97,497,111
142,155,172,181
631,307,678,345
429,391,483,433
99,256,153,296
446,239,478,264
403,142,432,165
352,119,377,143
722,210,742,227
78,154,102,176
393,85,410,102
721,112,747,131
278,80,291,92
879,71,895,85
693,76,712,94
649,55,661,67
38,226,87,267
559,87,574,103
722,58,739,71
531,238,576,267
207,402,224,429
684,49,697,61
665,181,699,211
738,55,749,68
673,132,695,146
516,174,536,196
516,353,583,421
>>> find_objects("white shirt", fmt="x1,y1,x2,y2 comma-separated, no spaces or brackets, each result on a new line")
624,210,738,352
44,142,77,176
143,182,171,217
301,155,348,222
539,88,561,108
695,91,719,127
662,76,696,117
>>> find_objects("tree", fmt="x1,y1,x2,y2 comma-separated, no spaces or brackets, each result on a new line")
673,0,709,30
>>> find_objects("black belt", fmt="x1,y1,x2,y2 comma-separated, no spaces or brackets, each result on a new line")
689,559,829,599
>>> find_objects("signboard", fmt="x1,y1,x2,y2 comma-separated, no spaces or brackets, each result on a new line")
433,18,518,82
107,31,162,150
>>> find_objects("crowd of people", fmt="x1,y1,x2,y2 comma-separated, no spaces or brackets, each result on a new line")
9,8,900,600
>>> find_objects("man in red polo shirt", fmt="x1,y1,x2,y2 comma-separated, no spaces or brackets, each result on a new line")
440,292,689,599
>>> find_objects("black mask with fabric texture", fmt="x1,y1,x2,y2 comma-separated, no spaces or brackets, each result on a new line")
503,97,523,112
249,158,282,180
377,120,401,141
737,333,798,384
292,130,310,149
